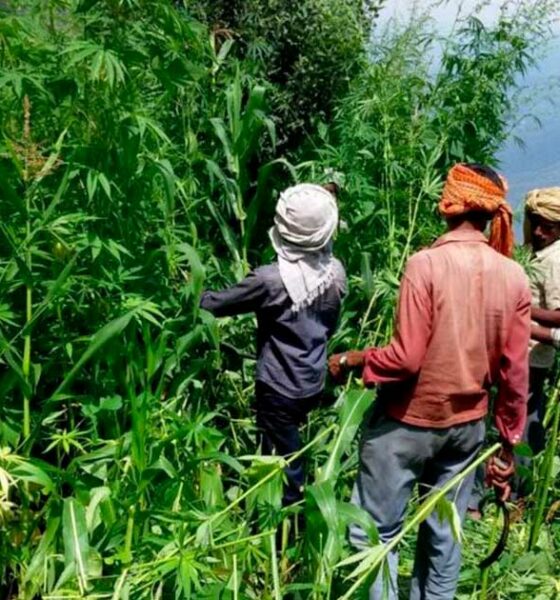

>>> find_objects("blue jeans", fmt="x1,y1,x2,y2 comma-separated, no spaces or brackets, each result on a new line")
350,413,485,600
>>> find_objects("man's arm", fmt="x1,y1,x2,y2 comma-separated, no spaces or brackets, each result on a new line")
531,306,560,328
200,270,268,317
531,322,554,344
325,264,347,338
531,259,560,327
362,269,432,385
328,257,432,383
495,288,532,447
487,287,531,501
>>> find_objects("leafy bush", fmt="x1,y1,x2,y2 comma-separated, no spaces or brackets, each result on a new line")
190,0,379,149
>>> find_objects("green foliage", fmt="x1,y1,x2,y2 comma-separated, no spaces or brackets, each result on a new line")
0,0,559,598
191,0,379,149
312,10,549,346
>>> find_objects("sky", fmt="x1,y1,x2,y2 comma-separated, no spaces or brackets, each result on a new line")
378,0,560,229
496,40,560,219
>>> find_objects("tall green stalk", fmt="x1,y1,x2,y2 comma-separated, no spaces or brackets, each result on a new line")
479,505,501,599
269,531,281,600
528,384,560,550
22,270,32,442
22,95,32,445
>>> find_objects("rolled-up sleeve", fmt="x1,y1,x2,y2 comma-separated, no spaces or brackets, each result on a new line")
200,270,268,317
363,258,432,385
496,287,531,445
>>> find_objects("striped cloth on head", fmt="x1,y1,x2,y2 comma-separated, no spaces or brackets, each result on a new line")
439,163,513,257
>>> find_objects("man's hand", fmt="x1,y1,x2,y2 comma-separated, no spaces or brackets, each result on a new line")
486,446,515,502
328,353,347,383
328,350,365,384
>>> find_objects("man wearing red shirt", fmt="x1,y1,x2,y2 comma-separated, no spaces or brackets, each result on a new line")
329,164,531,600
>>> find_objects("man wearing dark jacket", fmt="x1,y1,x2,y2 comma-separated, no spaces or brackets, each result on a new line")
201,183,346,505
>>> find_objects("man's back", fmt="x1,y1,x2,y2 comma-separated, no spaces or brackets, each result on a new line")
344,164,529,600
365,229,531,442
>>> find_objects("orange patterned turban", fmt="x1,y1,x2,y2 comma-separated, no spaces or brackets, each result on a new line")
439,163,513,257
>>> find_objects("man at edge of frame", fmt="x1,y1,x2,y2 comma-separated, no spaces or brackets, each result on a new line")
515,188,560,498
328,163,531,600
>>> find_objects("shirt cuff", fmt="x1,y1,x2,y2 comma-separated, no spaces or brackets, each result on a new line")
551,328,560,348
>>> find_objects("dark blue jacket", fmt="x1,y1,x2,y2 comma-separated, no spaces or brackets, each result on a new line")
200,261,346,398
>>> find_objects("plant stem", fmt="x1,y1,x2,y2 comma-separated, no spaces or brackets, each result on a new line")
270,530,281,600
238,192,248,273
123,505,135,564
21,95,33,447
528,384,560,550
233,554,238,600
22,285,32,441
178,424,336,549
134,434,324,594
479,503,501,599
22,188,33,447
213,529,275,552
112,569,129,600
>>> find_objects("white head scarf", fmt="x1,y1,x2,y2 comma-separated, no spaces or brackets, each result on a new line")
269,183,339,312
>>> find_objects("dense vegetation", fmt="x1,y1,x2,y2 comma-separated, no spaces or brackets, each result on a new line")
0,0,559,598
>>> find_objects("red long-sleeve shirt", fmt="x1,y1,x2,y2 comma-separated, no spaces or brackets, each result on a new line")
363,229,531,445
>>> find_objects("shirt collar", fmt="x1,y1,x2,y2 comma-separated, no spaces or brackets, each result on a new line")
431,229,489,249
534,238,560,260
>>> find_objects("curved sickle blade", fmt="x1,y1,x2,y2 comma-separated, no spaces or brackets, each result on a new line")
479,498,510,570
